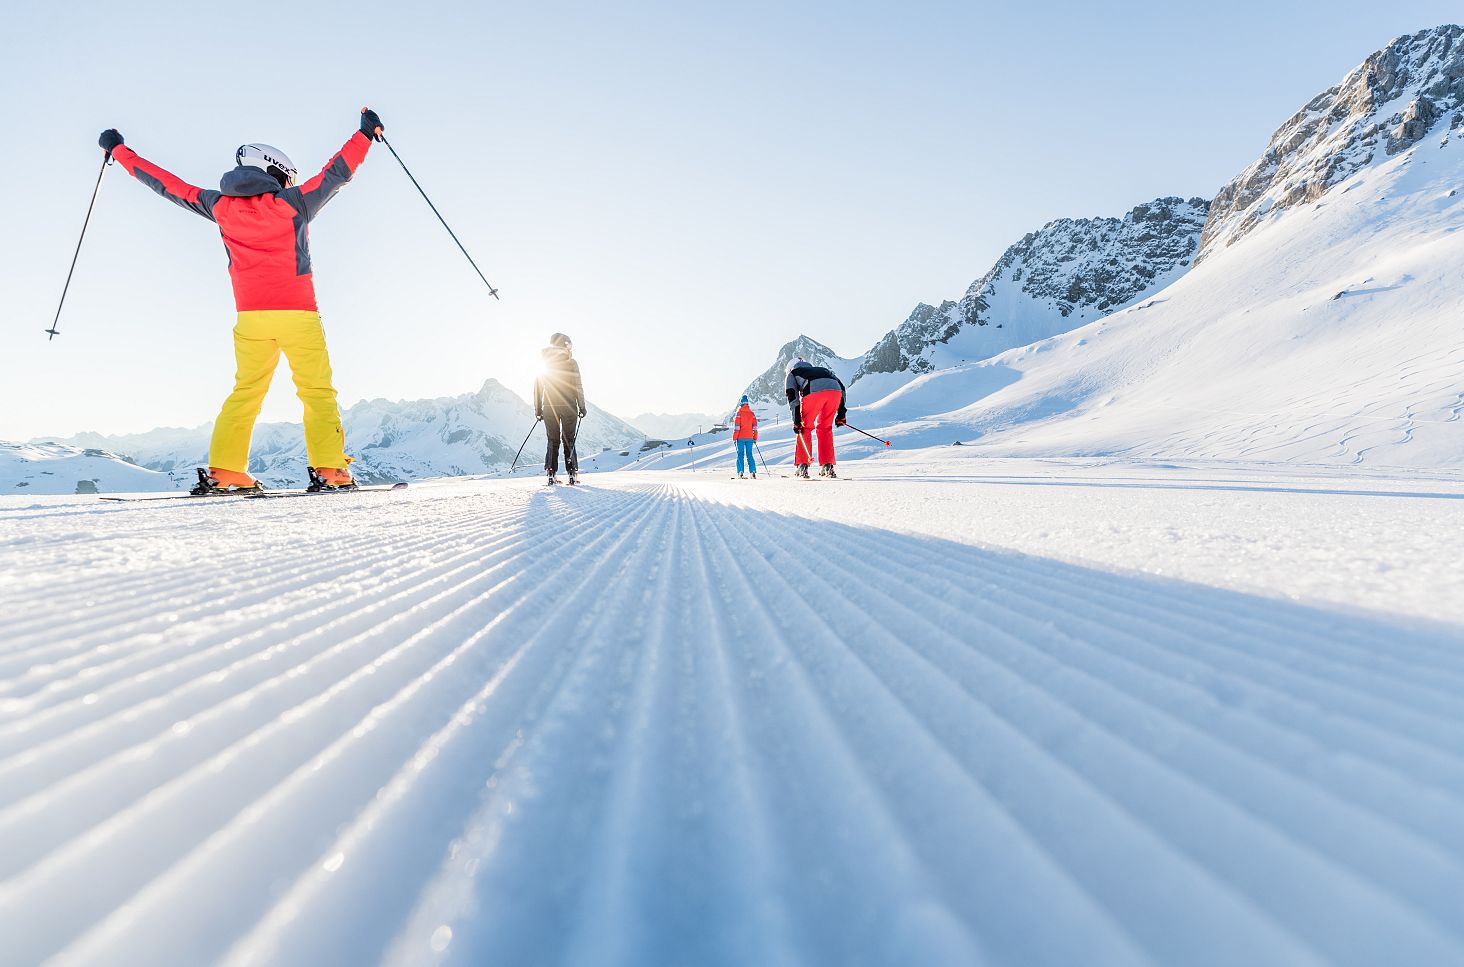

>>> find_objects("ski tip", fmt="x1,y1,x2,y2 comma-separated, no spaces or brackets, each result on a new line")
390,481,408,490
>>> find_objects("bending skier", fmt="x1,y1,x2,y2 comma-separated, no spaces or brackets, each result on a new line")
98,108,384,493
533,333,586,485
733,394,758,478
785,356,847,478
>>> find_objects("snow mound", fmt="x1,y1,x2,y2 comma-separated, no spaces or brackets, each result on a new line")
0,442,180,495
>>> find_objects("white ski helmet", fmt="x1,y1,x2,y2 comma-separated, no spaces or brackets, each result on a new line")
785,356,807,374
235,143,298,188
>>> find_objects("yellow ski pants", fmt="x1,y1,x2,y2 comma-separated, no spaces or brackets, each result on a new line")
208,310,346,473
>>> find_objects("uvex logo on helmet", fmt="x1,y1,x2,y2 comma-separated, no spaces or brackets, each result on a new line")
235,143,299,189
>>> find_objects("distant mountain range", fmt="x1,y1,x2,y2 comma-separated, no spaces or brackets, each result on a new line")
23,379,645,492
626,412,728,440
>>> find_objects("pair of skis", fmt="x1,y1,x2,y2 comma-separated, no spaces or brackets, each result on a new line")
99,468,408,503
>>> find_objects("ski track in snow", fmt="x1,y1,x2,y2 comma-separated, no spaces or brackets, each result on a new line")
1,468,1463,967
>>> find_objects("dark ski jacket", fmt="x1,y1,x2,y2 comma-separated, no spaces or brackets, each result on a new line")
111,131,373,312
534,347,586,417
785,364,846,424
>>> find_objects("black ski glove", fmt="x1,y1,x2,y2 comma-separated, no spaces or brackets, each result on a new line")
836,406,847,427
793,421,804,434
578,407,587,418
99,129,124,154
360,109,384,140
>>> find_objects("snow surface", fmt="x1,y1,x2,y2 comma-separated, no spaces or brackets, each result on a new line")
2,459,1462,966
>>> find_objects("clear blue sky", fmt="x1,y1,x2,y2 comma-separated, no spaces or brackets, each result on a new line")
2,0,1458,438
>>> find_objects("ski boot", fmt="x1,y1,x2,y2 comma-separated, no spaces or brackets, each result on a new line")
307,466,357,492
738,472,746,479
546,471,559,486
751,471,757,479
795,464,811,479
192,467,263,496
568,470,579,486
821,464,838,479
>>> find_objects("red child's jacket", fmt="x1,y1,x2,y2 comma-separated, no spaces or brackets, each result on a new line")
733,403,758,441
112,131,373,312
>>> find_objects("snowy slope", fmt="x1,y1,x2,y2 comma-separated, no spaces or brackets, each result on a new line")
1,462,1462,965
0,442,181,495
45,380,645,487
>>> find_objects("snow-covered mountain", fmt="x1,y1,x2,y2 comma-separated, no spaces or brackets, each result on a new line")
848,25,1464,469
850,195,1210,402
627,411,725,439
40,380,645,488
1200,23,1464,260
741,335,862,404
1,442,181,495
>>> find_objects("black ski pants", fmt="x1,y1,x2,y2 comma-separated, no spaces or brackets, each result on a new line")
544,405,580,474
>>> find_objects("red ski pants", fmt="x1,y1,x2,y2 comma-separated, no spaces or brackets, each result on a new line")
794,389,841,466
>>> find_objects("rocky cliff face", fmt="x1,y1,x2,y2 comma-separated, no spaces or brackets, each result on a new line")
1199,24,1464,260
854,195,1210,382
742,336,861,404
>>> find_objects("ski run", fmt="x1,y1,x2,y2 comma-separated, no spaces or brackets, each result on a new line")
2,457,1463,966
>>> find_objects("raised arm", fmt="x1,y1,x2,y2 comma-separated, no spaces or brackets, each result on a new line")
290,113,378,222
103,131,218,222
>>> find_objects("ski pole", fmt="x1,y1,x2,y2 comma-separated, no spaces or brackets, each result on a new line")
365,108,500,301
510,418,541,473
753,440,785,478
46,152,112,340
843,422,892,447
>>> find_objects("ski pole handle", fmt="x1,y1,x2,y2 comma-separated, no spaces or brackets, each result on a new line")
361,106,383,142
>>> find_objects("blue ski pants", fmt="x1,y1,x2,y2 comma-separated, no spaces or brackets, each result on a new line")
736,439,757,475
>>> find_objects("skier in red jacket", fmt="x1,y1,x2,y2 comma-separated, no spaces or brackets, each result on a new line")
732,395,758,478
98,108,383,492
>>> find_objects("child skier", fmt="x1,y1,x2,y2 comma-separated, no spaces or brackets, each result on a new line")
533,332,587,485
784,356,847,478
732,394,758,478
97,108,383,492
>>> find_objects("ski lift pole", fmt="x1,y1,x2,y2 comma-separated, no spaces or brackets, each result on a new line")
843,422,892,448
46,152,112,340
510,418,541,473
365,108,500,301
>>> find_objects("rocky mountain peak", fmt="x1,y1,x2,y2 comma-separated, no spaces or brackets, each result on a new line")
742,335,853,403
854,195,1210,381
1199,24,1464,261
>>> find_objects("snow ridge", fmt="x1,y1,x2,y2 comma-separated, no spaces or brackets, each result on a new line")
1200,24,1464,259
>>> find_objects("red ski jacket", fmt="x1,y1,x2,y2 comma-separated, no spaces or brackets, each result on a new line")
733,403,758,440
112,131,373,312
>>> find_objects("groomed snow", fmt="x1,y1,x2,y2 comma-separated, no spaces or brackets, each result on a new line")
2,460,1462,966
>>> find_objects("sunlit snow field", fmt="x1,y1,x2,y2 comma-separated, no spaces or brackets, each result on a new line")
2,458,1462,966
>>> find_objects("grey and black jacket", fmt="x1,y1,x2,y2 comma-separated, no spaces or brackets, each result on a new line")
785,364,847,426
534,347,586,417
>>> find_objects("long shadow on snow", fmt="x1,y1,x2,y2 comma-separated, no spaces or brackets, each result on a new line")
411,484,1464,967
